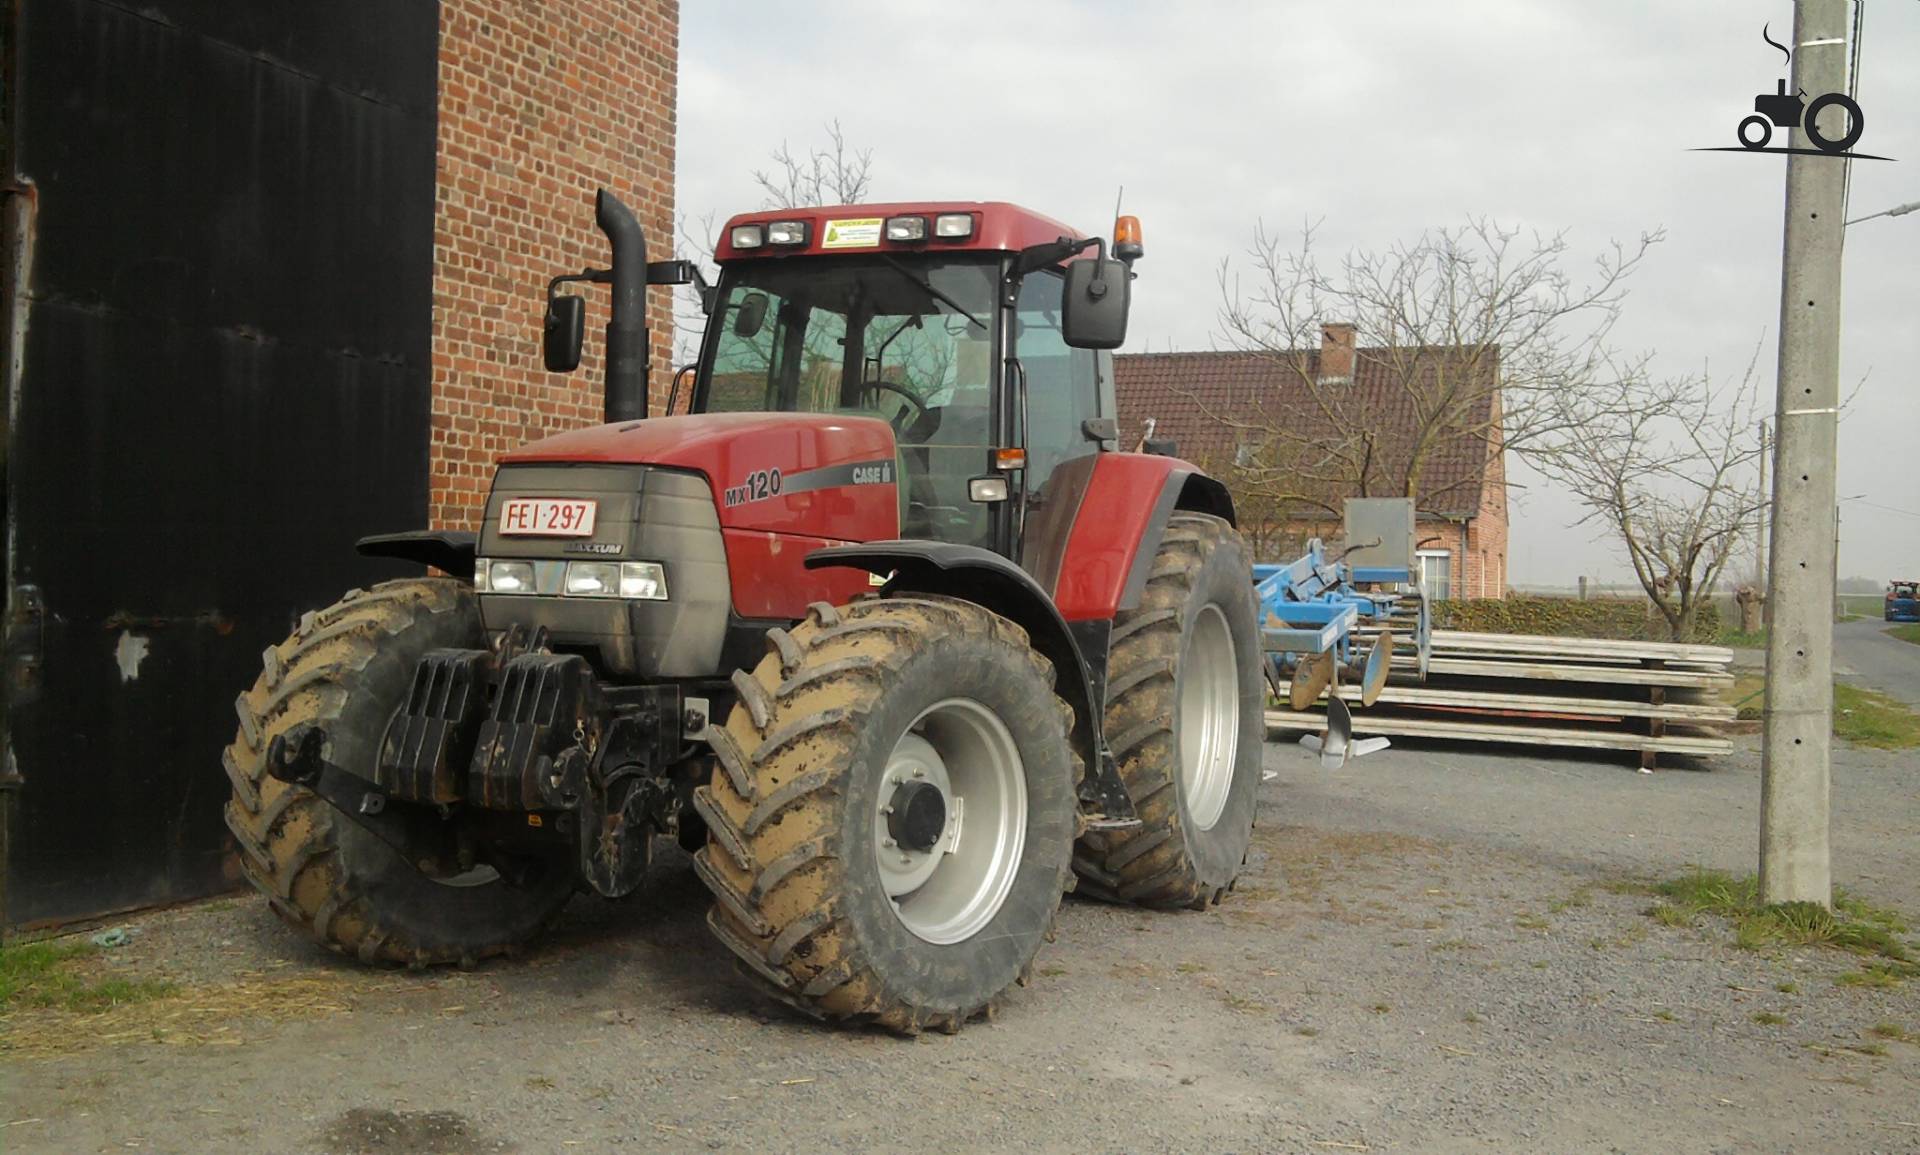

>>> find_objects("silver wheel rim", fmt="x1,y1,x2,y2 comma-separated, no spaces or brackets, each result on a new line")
874,697,1028,945
1178,604,1239,832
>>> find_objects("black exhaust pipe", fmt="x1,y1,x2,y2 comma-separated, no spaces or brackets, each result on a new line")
595,189,649,423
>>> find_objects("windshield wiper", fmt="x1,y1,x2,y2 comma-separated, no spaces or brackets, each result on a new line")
879,256,986,331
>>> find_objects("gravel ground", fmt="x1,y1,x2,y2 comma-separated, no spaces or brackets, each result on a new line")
4,733,1917,1154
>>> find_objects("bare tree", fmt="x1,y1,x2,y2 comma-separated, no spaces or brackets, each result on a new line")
1527,349,1769,641
669,122,877,369
752,120,874,209
1204,219,1662,520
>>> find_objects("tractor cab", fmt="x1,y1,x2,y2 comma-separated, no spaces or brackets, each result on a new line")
683,203,1138,553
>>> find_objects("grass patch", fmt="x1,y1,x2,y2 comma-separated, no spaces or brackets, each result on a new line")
1723,678,1920,746
1726,674,1767,721
1368,1002,1391,1014
1868,1022,1910,1041
1752,1011,1787,1025
1832,683,1920,749
1293,1025,1320,1037
1549,888,1593,914
1645,869,1918,980
1776,981,1798,994
1718,625,1767,649
0,938,176,1013
1650,904,1695,929
1887,624,1920,646
1837,965,1911,989
1652,1008,1677,1022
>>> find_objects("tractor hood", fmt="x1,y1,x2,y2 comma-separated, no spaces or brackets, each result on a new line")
504,411,893,474
500,411,902,543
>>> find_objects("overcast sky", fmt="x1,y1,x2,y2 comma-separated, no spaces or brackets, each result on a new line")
677,1,1919,587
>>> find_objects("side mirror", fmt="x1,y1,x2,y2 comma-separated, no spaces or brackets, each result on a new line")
1061,258,1130,350
543,294,585,373
1141,436,1178,457
733,292,769,339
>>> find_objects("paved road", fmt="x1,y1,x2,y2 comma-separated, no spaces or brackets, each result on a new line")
1833,616,1920,705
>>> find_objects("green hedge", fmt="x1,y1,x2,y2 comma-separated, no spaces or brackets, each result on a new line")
1433,595,1722,643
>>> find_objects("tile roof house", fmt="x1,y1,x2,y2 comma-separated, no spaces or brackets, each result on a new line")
1114,324,1509,599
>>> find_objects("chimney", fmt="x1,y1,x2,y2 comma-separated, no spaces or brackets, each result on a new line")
1318,322,1356,385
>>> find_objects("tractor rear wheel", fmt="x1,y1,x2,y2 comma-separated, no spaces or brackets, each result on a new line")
694,595,1080,1032
224,579,574,966
1074,512,1265,909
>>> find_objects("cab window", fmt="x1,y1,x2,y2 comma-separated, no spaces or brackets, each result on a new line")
696,256,1000,547
1013,269,1103,497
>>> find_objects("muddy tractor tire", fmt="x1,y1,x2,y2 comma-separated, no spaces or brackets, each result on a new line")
224,579,574,967
694,595,1081,1033
1074,512,1265,910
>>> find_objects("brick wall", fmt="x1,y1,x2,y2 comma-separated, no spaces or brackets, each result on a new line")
1470,399,1510,598
429,0,678,530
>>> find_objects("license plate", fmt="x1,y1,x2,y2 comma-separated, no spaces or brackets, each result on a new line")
499,498,597,537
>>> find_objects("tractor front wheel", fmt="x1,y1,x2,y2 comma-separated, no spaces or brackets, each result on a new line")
694,595,1080,1032
224,579,575,967
1075,512,1265,909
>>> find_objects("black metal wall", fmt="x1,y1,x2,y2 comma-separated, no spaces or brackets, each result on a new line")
3,0,440,924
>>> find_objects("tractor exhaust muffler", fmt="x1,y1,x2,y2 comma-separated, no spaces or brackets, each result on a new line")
594,189,649,423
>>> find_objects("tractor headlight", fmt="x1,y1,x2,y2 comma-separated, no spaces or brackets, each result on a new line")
618,562,668,600
729,224,766,250
885,215,928,242
766,220,808,246
561,560,668,600
564,561,620,597
480,559,534,594
934,213,974,239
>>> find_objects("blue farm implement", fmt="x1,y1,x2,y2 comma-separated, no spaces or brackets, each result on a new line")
1253,499,1431,765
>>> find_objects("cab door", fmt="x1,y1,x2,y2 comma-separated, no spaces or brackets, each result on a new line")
1009,268,1114,584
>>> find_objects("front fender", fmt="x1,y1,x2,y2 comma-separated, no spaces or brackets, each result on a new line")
1049,454,1235,621
357,530,478,581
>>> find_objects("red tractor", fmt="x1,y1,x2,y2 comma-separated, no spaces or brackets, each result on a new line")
226,190,1263,1032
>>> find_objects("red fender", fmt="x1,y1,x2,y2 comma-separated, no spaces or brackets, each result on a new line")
1050,453,1234,622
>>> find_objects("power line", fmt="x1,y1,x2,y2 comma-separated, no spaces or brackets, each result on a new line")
1853,499,1920,519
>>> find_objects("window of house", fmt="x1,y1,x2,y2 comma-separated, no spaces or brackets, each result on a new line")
1416,550,1453,600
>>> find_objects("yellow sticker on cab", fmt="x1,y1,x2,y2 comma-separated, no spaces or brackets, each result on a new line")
821,218,883,249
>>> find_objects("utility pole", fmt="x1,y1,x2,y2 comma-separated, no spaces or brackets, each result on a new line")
1756,421,1770,586
1760,0,1848,907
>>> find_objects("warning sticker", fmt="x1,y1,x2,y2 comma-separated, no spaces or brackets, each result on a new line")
821,218,883,249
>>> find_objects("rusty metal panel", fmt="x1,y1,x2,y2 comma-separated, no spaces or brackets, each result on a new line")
3,0,440,924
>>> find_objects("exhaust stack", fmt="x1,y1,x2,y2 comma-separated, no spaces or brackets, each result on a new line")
595,189,649,423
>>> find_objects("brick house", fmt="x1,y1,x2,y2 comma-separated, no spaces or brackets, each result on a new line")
1114,325,1509,599
430,0,680,530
